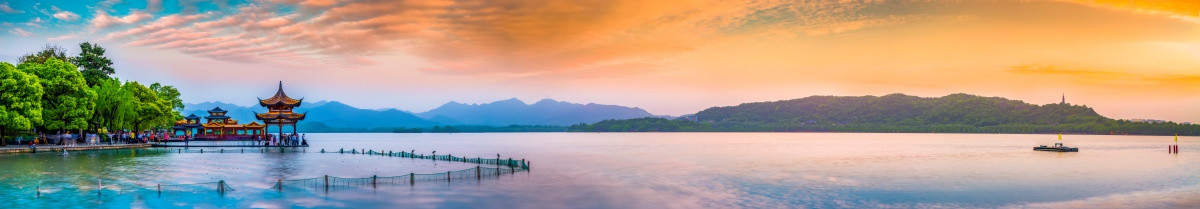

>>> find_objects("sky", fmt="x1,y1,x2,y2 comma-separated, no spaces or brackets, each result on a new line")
0,0,1198,122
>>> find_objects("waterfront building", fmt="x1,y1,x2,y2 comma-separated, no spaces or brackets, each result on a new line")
173,107,266,140
256,81,307,143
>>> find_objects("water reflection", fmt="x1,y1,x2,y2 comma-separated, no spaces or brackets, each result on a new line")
0,133,1197,208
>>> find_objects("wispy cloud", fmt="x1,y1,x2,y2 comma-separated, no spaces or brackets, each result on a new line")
0,1,20,14
104,0,931,73
146,0,162,12
51,6,79,21
24,17,43,28
47,34,78,41
10,28,32,36
90,10,153,31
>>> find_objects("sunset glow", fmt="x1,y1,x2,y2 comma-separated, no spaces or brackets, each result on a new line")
1,0,1198,121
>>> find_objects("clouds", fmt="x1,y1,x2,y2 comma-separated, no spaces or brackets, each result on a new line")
7,0,1200,121
97,0,934,74
0,1,20,14
9,27,31,36
147,0,163,12
51,6,79,21
90,10,153,31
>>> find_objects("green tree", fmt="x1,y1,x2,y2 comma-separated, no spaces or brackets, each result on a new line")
124,81,168,133
0,62,44,145
91,78,134,137
18,44,70,65
18,58,96,133
72,42,116,87
148,83,183,131
149,83,184,117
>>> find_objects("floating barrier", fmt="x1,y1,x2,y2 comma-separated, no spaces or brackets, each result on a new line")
27,147,529,195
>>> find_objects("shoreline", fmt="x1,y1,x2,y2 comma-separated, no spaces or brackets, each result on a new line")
300,131,1195,137
0,144,152,154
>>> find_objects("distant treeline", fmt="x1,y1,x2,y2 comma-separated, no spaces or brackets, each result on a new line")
566,94,1200,136
299,122,565,133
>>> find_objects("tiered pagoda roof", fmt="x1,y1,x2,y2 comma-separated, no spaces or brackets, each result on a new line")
259,81,303,107
205,107,231,120
256,81,307,125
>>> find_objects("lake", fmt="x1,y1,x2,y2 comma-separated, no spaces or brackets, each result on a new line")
1,133,1196,208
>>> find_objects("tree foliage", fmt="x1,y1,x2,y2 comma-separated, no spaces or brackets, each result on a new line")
91,78,134,133
18,44,71,65
17,58,95,131
149,82,184,117
124,81,170,132
0,62,44,144
72,42,116,87
568,117,709,132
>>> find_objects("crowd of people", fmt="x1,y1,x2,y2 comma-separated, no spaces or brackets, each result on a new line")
10,131,309,149
261,133,307,146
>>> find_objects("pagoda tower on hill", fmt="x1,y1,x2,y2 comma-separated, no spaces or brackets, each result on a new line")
256,81,306,143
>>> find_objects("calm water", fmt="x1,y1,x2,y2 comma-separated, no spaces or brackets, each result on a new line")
1,133,1197,208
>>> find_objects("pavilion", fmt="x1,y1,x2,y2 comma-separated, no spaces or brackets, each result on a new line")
255,81,306,144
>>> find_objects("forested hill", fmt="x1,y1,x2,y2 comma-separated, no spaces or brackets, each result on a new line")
695,93,1101,126
569,93,1200,135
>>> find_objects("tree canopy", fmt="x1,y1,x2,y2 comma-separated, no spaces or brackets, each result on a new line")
91,78,134,134
124,81,170,132
72,42,116,87
18,58,96,132
18,44,71,65
0,62,44,144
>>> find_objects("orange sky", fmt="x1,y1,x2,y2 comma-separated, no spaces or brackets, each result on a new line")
1,0,1198,122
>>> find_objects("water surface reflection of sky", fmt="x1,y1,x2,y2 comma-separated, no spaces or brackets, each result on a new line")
0,133,1197,208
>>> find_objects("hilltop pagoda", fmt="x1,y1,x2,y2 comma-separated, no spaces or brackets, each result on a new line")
256,81,306,143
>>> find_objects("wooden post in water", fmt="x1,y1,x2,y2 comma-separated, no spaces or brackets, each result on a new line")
218,180,226,194
157,184,161,195
372,175,377,188
476,166,482,181
409,173,415,185
277,179,283,192
447,171,451,182
36,186,40,197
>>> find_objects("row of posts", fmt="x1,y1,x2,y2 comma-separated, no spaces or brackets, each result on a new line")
37,179,229,197
324,148,529,169
40,147,526,195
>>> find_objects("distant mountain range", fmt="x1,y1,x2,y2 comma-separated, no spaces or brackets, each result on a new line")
418,98,654,126
182,98,655,131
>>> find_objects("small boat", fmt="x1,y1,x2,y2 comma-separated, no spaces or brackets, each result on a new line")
1034,143,1078,152
1034,134,1078,152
